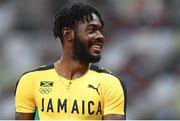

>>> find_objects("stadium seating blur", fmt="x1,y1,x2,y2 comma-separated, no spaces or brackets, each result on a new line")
0,0,180,119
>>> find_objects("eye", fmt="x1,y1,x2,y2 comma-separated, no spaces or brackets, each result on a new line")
88,28,96,34
87,25,104,34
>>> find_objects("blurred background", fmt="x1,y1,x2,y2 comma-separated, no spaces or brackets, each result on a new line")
0,0,180,119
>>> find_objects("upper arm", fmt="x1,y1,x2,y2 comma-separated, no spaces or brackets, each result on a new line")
102,76,127,118
103,114,126,120
16,112,35,120
15,73,36,115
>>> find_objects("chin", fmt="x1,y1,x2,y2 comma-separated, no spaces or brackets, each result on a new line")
90,50,101,56
75,51,101,64
89,54,101,63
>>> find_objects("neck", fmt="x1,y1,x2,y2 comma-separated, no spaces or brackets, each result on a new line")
54,56,90,80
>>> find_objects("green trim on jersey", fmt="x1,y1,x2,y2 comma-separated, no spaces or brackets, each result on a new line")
35,108,40,120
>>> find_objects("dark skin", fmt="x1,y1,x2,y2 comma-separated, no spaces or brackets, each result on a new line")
16,13,125,120
16,113,34,120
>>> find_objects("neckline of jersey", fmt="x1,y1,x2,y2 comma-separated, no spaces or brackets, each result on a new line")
52,63,90,81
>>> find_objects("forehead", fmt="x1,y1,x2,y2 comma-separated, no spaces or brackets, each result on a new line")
88,13,102,26
76,13,103,30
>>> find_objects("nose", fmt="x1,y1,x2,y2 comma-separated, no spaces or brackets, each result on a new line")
95,31,104,43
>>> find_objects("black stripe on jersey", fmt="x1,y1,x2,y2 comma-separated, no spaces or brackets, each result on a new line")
14,64,54,96
90,64,127,117
116,76,127,117
90,64,112,74
24,64,54,74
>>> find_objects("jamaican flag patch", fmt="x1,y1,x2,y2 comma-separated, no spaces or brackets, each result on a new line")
40,81,53,87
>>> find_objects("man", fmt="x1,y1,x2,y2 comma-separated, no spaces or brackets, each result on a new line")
15,3,126,120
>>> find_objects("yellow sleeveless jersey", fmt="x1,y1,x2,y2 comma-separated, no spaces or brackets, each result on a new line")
15,64,126,120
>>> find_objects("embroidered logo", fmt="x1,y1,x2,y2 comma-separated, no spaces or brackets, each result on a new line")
39,81,53,94
88,83,100,95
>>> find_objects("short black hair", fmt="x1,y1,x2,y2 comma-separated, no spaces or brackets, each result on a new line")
53,3,104,45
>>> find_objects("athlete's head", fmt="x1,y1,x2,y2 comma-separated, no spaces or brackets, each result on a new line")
53,3,104,64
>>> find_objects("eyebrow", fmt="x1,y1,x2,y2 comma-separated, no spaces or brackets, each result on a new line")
87,24,103,29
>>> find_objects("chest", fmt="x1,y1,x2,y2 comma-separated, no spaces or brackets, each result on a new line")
35,78,103,119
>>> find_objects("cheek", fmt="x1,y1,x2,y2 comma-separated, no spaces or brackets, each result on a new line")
79,35,90,46
79,34,90,41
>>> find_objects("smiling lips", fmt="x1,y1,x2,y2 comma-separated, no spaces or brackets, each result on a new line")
91,44,102,53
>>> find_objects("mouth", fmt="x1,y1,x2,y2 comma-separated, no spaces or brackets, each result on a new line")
90,43,102,54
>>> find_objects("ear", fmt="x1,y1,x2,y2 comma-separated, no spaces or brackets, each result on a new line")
63,27,74,43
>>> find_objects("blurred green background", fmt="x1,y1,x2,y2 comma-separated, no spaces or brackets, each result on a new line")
0,0,180,119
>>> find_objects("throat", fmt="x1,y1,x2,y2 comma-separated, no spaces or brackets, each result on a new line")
70,69,89,80
54,60,89,80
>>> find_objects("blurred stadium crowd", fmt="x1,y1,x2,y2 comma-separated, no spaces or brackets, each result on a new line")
0,0,180,119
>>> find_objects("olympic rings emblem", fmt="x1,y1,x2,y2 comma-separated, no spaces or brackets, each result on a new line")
39,88,52,94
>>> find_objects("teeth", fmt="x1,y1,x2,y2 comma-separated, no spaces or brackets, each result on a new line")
92,45,101,49
93,45,100,48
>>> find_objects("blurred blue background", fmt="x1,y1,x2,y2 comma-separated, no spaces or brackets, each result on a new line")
0,0,180,119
